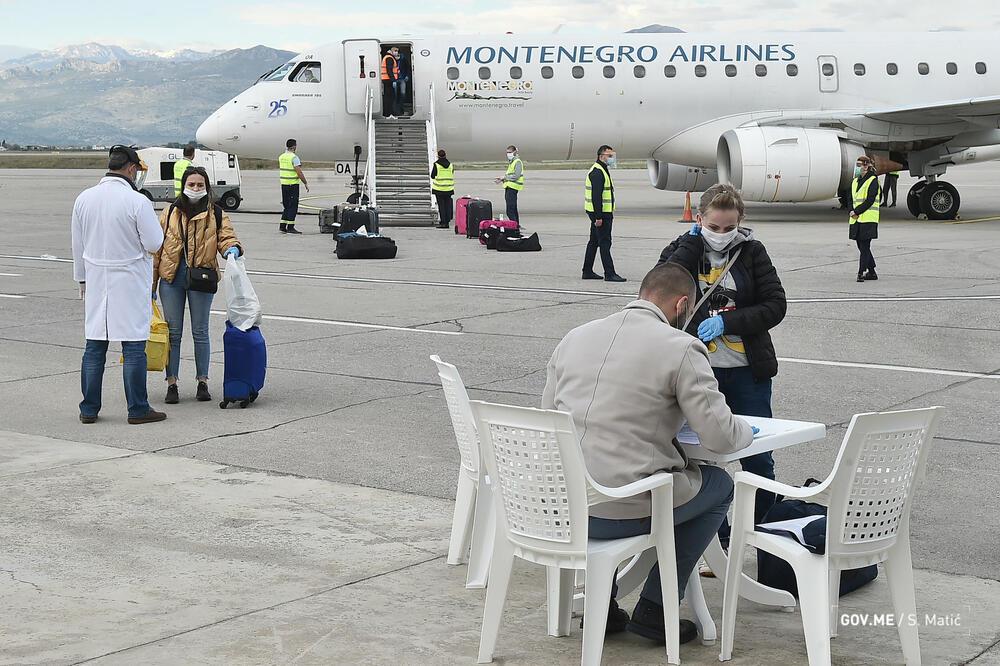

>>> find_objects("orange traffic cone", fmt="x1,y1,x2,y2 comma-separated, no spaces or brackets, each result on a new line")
678,191,694,223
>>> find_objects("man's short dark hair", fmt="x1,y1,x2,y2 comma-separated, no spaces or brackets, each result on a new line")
507,145,517,152
598,144,614,157
639,262,697,303
107,145,139,171
183,145,195,158
286,138,297,149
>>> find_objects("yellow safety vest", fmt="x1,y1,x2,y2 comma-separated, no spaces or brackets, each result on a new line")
890,171,900,176
173,159,192,196
279,151,299,185
432,162,454,192
503,157,524,191
584,162,614,213
850,176,880,224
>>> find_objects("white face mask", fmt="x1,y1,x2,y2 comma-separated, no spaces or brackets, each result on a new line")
701,227,739,251
184,188,207,201
506,152,515,161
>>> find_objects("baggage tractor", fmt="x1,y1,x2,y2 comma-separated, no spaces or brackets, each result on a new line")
336,234,398,259
465,199,493,239
220,321,267,409
479,219,519,246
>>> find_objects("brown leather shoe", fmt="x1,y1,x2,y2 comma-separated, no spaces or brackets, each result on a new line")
128,410,167,425
79,414,98,424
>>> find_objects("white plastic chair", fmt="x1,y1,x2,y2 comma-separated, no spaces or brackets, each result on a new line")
720,407,942,666
469,400,686,666
431,355,494,588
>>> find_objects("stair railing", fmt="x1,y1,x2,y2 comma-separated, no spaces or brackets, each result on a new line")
362,84,377,208
426,82,438,212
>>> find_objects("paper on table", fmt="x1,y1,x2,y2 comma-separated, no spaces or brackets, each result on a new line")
677,418,759,447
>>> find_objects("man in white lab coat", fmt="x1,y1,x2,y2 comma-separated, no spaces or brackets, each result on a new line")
72,145,167,425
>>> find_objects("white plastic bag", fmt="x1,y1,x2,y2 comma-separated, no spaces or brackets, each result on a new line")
222,254,263,331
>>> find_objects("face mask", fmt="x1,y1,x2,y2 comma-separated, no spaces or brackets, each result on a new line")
184,188,207,201
854,165,863,179
606,156,617,168
506,152,514,161
701,227,739,251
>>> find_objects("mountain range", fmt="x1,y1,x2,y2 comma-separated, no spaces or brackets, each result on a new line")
0,43,296,146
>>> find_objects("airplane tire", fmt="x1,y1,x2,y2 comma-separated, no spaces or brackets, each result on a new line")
220,192,241,210
906,181,926,218
919,181,960,220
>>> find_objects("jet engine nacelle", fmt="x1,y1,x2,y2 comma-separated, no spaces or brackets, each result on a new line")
717,127,865,202
647,159,719,192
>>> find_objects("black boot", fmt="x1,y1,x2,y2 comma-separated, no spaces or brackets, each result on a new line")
580,597,630,634
165,384,179,404
864,269,879,281
196,381,212,402
286,225,303,235
279,223,287,234
626,598,698,644
857,271,865,283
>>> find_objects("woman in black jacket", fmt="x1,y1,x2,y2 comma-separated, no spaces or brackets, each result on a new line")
850,154,881,282
658,184,787,539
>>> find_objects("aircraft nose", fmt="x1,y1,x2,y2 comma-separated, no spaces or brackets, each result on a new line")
196,114,220,150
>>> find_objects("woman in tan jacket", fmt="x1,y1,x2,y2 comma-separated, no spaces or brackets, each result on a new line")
153,167,242,404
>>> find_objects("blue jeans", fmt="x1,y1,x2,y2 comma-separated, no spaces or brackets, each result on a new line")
80,339,151,418
504,187,519,223
713,366,775,544
589,465,734,606
158,257,215,382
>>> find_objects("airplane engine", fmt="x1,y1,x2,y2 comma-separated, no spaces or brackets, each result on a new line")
647,159,719,192
717,127,865,202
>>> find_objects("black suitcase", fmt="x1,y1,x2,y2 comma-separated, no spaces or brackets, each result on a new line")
481,225,522,250
341,207,380,235
465,199,493,239
319,206,341,234
497,231,541,252
335,234,397,259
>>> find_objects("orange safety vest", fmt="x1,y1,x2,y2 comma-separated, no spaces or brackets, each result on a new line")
380,54,398,81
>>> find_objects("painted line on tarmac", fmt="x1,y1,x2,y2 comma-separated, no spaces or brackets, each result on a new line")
208,310,462,336
0,273,22,277
0,293,26,299
946,215,1000,225
778,357,1000,380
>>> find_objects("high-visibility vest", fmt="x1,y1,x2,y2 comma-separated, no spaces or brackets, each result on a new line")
173,158,192,196
851,176,880,224
432,162,454,192
279,151,299,185
890,170,900,176
503,157,524,191
584,162,614,213
380,54,398,81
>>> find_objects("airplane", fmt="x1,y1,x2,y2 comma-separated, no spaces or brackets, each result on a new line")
196,32,1000,220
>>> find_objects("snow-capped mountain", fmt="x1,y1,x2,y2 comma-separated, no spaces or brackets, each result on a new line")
2,42,223,70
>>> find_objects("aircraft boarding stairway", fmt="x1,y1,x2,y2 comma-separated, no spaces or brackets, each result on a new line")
372,118,439,226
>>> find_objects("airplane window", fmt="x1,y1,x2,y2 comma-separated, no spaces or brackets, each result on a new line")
918,62,930,75
263,62,296,82
664,65,676,78
755,64,767,77
478,67,491,80
633,65,646,78
510,66,522,80
976,61,987,74
572,65,585,79
786,63,798,76
946,62,958,75
725,64,737,77
447,67,459,80
822,63,834,76
603,65,615,79
541,66,554,79
854,63,865,76
291,62,321,83
695,64,707,77
887,62,898,75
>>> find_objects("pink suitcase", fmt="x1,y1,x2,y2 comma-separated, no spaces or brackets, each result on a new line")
479,219,519,245
455,197,473,236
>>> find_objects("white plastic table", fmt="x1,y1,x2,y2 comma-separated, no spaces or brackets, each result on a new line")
682,416,827,609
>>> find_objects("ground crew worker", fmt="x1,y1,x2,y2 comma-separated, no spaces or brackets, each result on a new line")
381,47,400,118
582,145,626,282
431,149,455,229
850,154,880,282
494,145,523,223
882,169,899,207
278,138,309,235
173,145,195,197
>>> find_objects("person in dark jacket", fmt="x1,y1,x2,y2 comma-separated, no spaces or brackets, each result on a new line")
583,145,626,282
657,183,787,541
430,149,455,229
850,154,881,282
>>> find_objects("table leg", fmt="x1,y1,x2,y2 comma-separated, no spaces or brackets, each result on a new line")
703,536,796,609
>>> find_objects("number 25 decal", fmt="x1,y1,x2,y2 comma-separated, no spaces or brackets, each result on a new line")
268,99,289,118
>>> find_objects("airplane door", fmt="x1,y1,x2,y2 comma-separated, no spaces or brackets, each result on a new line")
344,39,381,114
817,55,839,93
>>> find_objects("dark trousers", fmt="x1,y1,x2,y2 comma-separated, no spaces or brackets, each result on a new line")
382,80,398,116
857,239,876,274
882,174,898,206
589,466,734,606
434,192,454,226
583,212,616,277
713,366,775,545
280,184,299,229
80,339,151,418
504,187,519,223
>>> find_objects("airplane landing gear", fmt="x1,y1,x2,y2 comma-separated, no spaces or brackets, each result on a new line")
907,179,961,220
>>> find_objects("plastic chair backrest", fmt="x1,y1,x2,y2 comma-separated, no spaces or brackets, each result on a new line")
824,407,942,560
469,400,591,559
431,355,479,475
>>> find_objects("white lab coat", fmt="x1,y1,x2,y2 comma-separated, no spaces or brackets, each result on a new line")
71,175,164,341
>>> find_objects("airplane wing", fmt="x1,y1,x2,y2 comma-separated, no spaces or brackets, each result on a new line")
865,95,1000,128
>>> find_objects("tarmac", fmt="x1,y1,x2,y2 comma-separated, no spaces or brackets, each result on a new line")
1,165,999,664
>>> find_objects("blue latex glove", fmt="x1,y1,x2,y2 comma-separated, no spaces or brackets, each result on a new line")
751,426,760,437
224,246,241,259
697,315,724,342
689,223,701,236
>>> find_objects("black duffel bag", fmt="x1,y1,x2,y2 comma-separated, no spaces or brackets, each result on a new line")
496,231,541,252
481,225,521,250
335,234,397,259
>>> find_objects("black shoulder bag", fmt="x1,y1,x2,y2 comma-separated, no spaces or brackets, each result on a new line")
176,203,223,294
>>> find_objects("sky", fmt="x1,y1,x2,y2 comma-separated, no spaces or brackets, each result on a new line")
2,0,1000,52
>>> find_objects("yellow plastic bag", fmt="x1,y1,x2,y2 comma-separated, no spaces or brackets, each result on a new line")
121,301,170,372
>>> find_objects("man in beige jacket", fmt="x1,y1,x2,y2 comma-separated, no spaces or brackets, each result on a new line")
542,262,753,644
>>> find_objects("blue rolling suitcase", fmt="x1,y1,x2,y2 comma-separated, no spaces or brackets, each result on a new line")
220,321,267,409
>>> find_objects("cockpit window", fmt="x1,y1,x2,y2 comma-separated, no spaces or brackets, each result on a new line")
292,62,322,83
261,62,296,82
